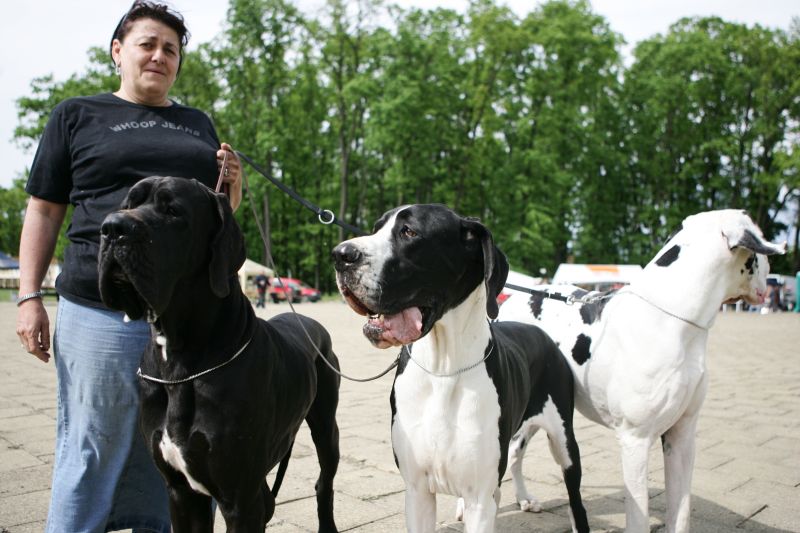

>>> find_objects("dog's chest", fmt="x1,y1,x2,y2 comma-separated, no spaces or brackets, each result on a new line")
392,365,502,495
159,431,211,496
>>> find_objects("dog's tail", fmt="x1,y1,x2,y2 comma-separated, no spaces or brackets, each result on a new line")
271,440,294,497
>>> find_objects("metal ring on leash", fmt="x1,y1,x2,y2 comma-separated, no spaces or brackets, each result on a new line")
318,209,335,225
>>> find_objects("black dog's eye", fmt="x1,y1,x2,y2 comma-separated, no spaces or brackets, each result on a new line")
400,225,418,238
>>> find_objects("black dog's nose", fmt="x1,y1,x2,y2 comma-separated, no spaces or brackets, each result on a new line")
101,212,143,241
332,242,363,271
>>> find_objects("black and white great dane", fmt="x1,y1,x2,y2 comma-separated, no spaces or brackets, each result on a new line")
498,209,786,532
98,176,341,532
332,204,589,533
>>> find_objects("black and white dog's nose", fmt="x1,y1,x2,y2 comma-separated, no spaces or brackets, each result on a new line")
101,212,143,241
331,242,363,271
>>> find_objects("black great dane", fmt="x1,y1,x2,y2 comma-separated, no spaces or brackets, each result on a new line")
98,176,340,532
332,204,589,533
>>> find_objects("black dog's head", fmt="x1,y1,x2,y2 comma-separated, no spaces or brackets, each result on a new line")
98,176,246,321
332,204,509,348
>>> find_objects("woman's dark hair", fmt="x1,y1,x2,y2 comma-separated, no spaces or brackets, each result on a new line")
109,1,190,70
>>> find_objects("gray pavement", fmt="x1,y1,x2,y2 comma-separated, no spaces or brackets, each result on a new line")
0,300,798,532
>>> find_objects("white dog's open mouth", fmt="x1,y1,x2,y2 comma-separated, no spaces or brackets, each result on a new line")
363,309,423,348
340,287,424,348
724,288,766,306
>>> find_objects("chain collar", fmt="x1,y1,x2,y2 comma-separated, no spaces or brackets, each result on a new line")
406,329,496,378
137,337,253,385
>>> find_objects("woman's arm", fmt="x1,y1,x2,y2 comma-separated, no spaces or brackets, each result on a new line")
16,197,68,363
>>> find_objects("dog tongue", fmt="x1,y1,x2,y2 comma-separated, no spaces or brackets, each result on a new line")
384,307,423,342
365,307,423,348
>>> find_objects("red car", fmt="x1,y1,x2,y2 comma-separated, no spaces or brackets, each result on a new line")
269,277,321,303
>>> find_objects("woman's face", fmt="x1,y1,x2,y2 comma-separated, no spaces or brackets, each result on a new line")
112,17,180,105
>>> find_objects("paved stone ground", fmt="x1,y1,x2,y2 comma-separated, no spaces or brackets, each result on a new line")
0,300,798,532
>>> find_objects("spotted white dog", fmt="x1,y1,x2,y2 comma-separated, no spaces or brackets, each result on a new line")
497,209,786,532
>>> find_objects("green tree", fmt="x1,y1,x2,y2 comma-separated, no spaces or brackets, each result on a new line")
0,179,28,255
11,1,798,285
623,17,800,264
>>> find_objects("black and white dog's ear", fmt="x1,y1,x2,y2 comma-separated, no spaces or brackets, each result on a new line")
725,228,786,256
463,218,509,319
209,191,247,298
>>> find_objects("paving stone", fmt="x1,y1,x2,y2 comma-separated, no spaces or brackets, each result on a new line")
0,303,798,532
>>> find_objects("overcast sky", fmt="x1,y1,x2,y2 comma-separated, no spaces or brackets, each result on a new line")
1,0,797,189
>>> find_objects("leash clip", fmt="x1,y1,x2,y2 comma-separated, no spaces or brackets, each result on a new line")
318,209,335,225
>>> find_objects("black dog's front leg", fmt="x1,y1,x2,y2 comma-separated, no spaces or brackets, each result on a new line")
149,430,215,532
167,484,214,533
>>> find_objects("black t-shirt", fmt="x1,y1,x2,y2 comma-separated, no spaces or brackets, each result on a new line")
26,93,221,307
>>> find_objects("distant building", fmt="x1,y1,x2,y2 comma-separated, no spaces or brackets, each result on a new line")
0,252,60,290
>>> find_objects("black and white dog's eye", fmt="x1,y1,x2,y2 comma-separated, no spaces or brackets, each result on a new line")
400,225,418,238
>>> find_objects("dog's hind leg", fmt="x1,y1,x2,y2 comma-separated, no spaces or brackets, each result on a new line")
261,480,277,525
662,413,699,533
558,426,589,533
535,398,589,532
509,425,542,513
306,353,341,533
271,439,295,497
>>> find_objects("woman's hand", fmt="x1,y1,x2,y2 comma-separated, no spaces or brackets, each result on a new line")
17,298,51,363
217,143,242,211
15,197,67,363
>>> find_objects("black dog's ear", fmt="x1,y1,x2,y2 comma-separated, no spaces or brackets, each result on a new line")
462,218,509,319
208,191,246,298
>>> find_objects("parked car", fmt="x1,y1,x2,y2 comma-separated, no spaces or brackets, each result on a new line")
269,277,321,303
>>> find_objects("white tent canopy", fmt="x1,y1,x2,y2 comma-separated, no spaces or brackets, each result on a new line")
238,259,274,295
552,263,642,289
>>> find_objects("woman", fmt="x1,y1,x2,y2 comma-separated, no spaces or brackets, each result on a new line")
15,2,241,531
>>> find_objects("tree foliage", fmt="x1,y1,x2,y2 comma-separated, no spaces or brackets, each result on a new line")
6,0,800,288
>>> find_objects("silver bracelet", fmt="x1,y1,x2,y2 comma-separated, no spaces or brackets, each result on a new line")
16,291,44,306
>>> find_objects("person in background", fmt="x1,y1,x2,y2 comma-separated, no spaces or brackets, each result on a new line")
14,2,241,531
255,270,270,308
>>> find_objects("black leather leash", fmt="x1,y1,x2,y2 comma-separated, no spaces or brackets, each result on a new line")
504,283,581,304
236,151,367,237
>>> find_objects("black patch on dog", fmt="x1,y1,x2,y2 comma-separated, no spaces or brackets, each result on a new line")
529,292,546,319
575,289,616,325
571,334,591,365
744,253,756,275
656,245,681,267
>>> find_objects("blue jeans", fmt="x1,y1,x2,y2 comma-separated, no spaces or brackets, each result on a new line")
47,297,170,533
